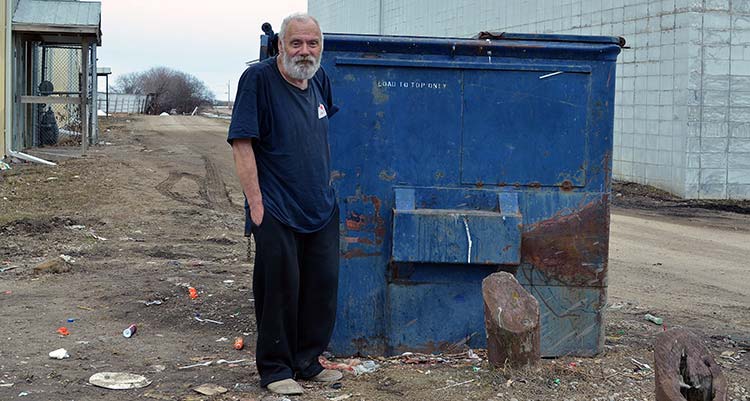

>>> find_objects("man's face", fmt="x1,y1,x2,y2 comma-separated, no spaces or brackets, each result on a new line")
279,19,322,81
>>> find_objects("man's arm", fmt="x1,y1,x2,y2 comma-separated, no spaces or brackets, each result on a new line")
232,139,264,226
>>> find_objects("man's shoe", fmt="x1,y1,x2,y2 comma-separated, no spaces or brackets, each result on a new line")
310,369,343,382
267,378,304,395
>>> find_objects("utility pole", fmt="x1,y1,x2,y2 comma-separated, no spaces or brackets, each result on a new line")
227,80,231,110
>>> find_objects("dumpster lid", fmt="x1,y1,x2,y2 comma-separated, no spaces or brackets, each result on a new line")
474,31,626,47
320,32,624,60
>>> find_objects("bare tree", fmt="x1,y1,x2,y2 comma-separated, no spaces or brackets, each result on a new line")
113,67,214,114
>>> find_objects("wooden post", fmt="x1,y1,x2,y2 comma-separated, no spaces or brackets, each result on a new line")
655,328,727,401
80,40,89,154
482,272,540,369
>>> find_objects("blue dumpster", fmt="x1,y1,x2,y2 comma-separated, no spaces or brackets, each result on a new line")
258,31,623,357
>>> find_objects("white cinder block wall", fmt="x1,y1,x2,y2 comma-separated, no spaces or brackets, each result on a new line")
309,0,750,199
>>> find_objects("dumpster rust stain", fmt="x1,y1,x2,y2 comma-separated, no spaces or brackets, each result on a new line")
342,248,381,259
342,194,386,258
379,169,396,181
521,196,608,286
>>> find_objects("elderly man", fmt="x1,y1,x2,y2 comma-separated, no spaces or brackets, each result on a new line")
228,13,341,395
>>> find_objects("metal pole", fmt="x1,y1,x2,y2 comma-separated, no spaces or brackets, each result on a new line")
80,40,89,154
105,74,109,116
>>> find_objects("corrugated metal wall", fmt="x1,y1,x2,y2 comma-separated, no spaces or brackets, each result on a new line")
310,0,750,199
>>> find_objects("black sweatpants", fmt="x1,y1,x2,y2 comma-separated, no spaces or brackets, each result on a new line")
251,205,339,387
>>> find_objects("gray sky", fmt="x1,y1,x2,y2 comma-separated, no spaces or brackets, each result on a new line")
96,0,307,101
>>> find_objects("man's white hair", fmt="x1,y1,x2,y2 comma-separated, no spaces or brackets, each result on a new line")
278,13,323,45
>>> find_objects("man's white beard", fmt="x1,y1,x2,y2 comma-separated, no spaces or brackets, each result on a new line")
281,52,321,81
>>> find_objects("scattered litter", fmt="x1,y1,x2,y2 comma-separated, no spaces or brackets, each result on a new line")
46,177,58,181
0,266,17,273
330,382,343,389
644,313,663,325
66,225,86,230
18,391,29,397
0,161,11,170
76,341,90,345
188,287,198,300
177,359,248,370
77,305,94,311
223,280,235,284
67,318,76,323
159,112,170,116
89,372,151,390
352,360,379,375
88,230,108,241
216,337,229,342
435,379,475,391
0,383,13,388
194,315,223,325
193,383,228,396
720,351,741,362
630,358,652,371
59,254,75,264
329,395,352,401
57,327,70,336
234,336,245,350
49,348,70,359
3,290,11,295
149,365,166,372
123,324,137,338
141,300,163,306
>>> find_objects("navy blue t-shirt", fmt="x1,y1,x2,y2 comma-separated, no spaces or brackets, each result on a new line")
228,57,337,233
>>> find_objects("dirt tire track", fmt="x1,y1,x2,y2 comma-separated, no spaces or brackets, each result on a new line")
155,156,235,211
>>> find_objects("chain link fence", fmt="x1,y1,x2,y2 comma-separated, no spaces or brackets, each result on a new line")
31,43,91,146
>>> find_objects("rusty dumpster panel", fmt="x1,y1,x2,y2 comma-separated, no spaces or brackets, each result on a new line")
255,31,622,357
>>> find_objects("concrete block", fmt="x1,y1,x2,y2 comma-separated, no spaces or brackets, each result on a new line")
702,106,728,122
705,44,731,60
731,60,750,75
730,91,750,106
648,135,659,150
703,90,729,107
685,167,701,184
701,168,727,185
687,152,701,167
729,138,750,152
705,0,730,11
704,12,732,30
727,184,750,199
729,108,750,123
659,150,673,165
687,136,702,151
704,29,732,45
634,162,647,178
700,152,728,168
702,74,730,90
702,122,729,137
659,121,673,137
699,183,727,198
729,121,750,137
702,137,729,153
682,181,698,197
704,60,731,75
728,169,750,184
734,30,750,45
731,1,750,14
728,152,750,168
733,16,750,30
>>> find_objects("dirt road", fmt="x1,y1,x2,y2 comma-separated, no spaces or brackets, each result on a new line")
0,115,748,401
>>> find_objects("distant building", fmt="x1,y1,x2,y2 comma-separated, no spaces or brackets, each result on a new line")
309,0,750,199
